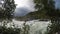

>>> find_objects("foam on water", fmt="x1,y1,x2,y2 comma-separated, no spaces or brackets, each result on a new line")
12,19,50,34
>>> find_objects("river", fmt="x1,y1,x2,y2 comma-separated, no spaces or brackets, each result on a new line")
12,19,51,34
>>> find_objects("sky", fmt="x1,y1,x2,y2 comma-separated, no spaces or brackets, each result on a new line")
55,0,60,8
14,0,35,16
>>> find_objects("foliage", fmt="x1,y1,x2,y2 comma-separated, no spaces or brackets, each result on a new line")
0,0,16,21
0,0,21,34
0,24,21,34
27,0,60,34
0,21,30,34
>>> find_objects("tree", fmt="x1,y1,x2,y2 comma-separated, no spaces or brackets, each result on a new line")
0,0,16,27
34,0,60,34
46,0,55,18
46,0,60,34
0,0,21,34
0,0,16,21
33,0,49,19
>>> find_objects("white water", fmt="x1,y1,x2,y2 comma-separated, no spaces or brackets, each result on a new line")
0,19,50,34
12,19,50,34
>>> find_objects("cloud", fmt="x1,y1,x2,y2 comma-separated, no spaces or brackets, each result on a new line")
14,0,35,16
14,7,31,16
15,0,35,9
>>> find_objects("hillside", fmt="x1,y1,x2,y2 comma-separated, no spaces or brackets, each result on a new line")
15,10,50,21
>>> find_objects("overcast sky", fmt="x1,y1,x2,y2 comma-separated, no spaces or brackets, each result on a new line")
14,0,60,16
14,0,35,16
